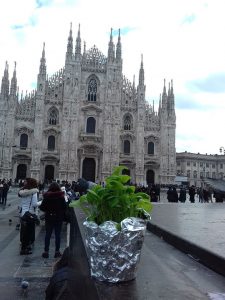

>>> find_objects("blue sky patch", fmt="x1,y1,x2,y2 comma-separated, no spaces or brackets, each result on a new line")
36,0,53,8
31,82,37,89
182,14,196,24
187,73,225,93
11,15,38,34
120,27,135,35
176,94,203,110
11,24,25,30
29,15,38,27
110,27,135,37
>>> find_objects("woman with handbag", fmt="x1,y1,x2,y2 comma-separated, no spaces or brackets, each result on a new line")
18,178,39,255
40,182,67,259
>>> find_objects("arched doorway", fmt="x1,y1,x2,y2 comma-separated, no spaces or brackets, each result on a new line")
16,164,27,180
45,165,54,182
82,158,95,182
146,170,155,185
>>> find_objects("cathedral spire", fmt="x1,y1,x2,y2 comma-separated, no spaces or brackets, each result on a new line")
170,79,174,96
1,61,9,99
39,42,46,76
10,61,17,96
116,28,122,61
138,54,145,86
75,24,81,61
168,79,175,112
83,41,86,54
108,28,115,62
82,41,87,63
158,94,162,116
66,22,73,60
162,79,167,110
133,75,135,89
163,78,166,94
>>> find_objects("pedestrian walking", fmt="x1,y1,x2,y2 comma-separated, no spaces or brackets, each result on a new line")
203,188,209,203
40,182,67,259
167,186,178,202
198,188,204,203
150,184,158,202
0,180,3,204
179,186,186,203
189,185,196,203
18,178,39,255
2,180,9,207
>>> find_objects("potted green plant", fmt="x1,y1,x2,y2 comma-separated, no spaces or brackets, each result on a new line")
69,166,153,283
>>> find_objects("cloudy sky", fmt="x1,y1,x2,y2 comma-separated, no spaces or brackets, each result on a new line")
0,0,225,155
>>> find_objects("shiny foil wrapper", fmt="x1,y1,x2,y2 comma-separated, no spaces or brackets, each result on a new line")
83,217,146,283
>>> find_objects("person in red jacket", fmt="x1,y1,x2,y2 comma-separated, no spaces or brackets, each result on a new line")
40,182,67,258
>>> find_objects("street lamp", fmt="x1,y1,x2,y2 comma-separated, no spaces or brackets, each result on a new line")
219,147,225,154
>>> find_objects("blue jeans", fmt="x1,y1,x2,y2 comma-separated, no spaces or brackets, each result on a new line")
44,220,63,252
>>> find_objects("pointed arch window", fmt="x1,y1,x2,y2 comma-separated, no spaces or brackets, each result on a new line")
86,117,96,133
123,115,132,130
124,140,130,154
88,79,97,101
48,108,58,125
148,142,154,155
20,134,28,149
48,135,55,151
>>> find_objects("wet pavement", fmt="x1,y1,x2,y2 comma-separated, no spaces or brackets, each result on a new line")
0,188,68,300
1,188,225,299
148,202,225,259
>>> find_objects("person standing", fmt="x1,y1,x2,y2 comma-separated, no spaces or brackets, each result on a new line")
18,178,39,255
150,184,158,202
0,180,3,204
189,185,196,203
40,182,67,259
179,186,186,203
167,186,178,202
167,186,173,202
2,180,9,207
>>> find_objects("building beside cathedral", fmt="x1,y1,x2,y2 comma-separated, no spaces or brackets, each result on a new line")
176,151,225,187
0,25,176,185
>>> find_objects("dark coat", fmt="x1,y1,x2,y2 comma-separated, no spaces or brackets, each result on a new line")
167,188,178,202
179,188,186,202
40,191,67,222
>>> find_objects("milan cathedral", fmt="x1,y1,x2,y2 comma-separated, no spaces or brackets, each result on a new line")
0,25,176,185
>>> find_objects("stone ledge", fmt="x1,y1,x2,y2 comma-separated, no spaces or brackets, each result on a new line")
147,221,225,277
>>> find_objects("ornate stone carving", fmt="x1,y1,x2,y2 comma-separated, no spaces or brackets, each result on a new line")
15,126,33,135
82,45,107,73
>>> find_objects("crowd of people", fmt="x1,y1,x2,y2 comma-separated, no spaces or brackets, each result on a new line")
1,176,224,299
1,176,224,258
166,185,224,203
17,178,72,257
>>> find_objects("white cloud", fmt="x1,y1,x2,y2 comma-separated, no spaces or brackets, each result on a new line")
1,0,225,154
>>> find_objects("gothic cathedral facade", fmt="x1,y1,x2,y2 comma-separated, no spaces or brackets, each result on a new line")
0,26,176,185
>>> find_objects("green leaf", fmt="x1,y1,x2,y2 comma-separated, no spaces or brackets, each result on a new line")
112,166,128,176
86,189,100,204
70,165,153,226
137,199,153,213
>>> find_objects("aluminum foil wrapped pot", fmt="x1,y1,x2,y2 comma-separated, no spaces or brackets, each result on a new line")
83,217,146,283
